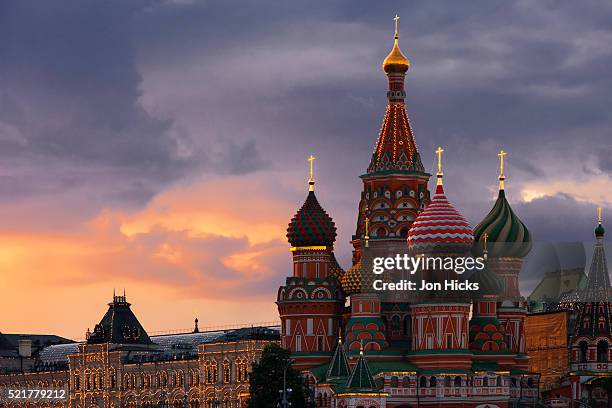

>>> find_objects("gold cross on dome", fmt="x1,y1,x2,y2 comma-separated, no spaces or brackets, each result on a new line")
308,155,316,191
393,15,400,37
435,146,444,185
435,146,444,175
498,150,507,190
498,150,507,178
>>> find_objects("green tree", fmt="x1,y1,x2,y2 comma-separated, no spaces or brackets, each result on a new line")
248,344,314,408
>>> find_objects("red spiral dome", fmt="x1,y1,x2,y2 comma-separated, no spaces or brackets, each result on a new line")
407,184,474,254
287,190,337,248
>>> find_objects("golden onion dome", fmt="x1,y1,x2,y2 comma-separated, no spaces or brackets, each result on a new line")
341,260,377,295
382,36,410,73
341,261,365,295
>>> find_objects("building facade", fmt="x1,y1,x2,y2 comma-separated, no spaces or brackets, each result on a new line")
277,19,540,408
0,294,279,408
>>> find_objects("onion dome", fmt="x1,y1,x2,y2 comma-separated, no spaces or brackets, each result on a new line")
328,252,345,279
407,147,474,253
286,156,337,248
341,261,368,295
382,16,410,73
473,150,532,258
470,265,503,298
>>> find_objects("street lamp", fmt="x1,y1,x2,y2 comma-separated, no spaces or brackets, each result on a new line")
277,358,295,408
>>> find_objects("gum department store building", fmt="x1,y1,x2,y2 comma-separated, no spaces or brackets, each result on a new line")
2,18,612,408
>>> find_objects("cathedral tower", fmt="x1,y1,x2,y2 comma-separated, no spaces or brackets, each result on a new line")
277,157,345,370
474,151,532,359
351,16,430,265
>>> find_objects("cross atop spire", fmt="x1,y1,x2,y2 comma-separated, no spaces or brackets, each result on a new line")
393,14,400,39
598,207,603,225
498,150,507,190
308,155,316,191
436,146,444,185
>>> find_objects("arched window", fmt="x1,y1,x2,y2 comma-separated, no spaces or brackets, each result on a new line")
579,341,588,363
402,376,410,388
597,340,609,363
109,368,116,389
73,371,80,390
391,315,400,332
390,376,398,387
598,316,606,330
222,360,231,383
429,376,437,388
454,376,462,387
419,376,427,388
444,376,451,387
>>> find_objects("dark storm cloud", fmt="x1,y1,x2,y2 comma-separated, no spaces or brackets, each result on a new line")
0,0,268,209
512,194,610,242
0,0,610,240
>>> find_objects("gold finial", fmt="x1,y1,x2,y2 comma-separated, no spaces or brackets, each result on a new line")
382,15,410,73
498,150,507,190
482,232,489,260
359,339,364,355
598,207,603,225
308,155,316,191
393,14,400,39
364,205,370,247
338,333,342,344
435,146,444,185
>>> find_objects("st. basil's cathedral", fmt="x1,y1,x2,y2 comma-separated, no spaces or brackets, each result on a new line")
276,18,611,408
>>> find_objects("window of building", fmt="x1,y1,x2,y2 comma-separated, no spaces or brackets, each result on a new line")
295,335,302,352
426,334,434,349
307,319,313,335
222,360,231,383
446,333,453,349
285,319,291,336
316,335,324,352
597,340,609,363
579,341,588,363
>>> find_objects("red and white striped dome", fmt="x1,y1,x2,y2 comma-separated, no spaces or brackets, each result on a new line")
407,184,474,253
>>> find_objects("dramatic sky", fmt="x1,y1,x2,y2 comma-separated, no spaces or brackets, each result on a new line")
1,0,611,339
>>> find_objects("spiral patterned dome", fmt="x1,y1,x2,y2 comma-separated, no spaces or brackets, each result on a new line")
473,189,532,259
470,265,503,298
407,184,474,254
287,191,337,248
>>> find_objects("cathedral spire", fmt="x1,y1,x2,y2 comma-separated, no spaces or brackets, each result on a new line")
368,15,423,175
579,208,611,303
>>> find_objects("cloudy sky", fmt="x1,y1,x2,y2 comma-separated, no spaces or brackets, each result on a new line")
0,0,611,339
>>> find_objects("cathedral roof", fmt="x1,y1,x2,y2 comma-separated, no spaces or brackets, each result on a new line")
474,190,532,259
286,190,336,248
578,216,611,304
470,264,503,298
328,252,345,279
382,20,410,73
341,260,375,295
368,19,424,175
346,349,377,390
407,183,474,254
87,293,153,346
0,332,14,351
326,339,351,379
573,213,612,338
